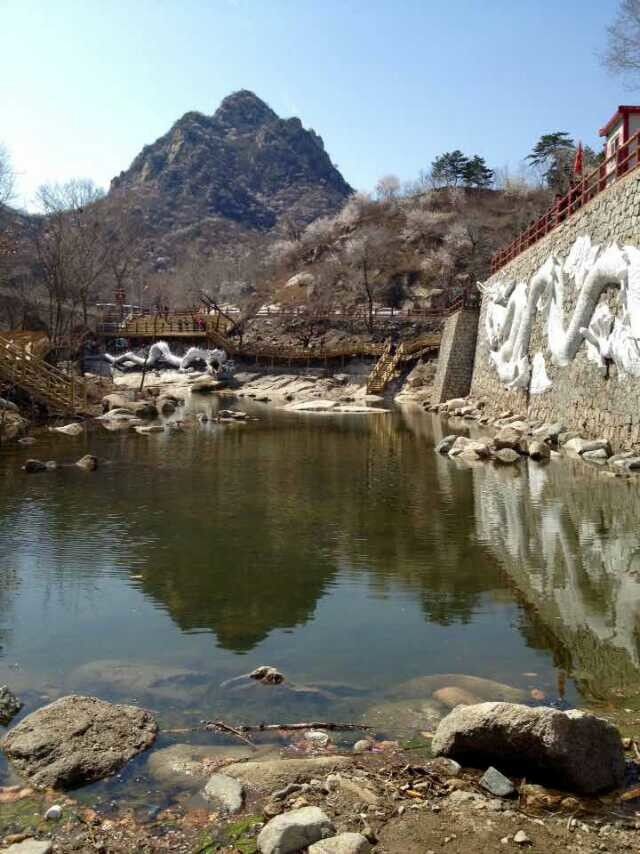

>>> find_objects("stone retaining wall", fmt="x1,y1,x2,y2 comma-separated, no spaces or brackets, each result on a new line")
469,169,640,451
431,308,479,403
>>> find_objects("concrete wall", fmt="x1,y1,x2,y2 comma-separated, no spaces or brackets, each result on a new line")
431,307,479,403
470,169,640,450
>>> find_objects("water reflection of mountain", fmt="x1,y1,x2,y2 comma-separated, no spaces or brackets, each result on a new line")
129,414,495,649
106,412,504,651
472,457,640,701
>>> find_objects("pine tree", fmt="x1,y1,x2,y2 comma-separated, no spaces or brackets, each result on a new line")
526,132,576,193
462,155,495,188
431,150,469,187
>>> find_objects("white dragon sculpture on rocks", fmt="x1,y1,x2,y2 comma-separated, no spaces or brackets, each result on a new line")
481,235,640,390
105,340,229,376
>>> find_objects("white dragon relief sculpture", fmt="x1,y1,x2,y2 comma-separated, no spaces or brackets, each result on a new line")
105,340,229,375
481,235,640,390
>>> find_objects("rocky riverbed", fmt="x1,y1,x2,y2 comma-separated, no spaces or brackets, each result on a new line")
427,395,640,476
2,685,640,853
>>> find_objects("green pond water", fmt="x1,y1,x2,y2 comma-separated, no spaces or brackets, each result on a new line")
1,395,640,807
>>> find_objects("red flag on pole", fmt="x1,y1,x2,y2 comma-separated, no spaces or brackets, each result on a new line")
573,142,584,176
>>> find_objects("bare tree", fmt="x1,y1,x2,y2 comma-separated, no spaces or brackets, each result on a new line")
33,179,108,343
0,144,15,206
103,205,144,306
603,0,640,86
375,174,401,202
342,226,397,332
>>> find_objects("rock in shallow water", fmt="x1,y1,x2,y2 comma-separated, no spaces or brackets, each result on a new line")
391,674,525,703
147,743,264,788
75,454,98,471
0,685,23,725
22,459,47,473
1,694,158,789
224,756,353,791
257,806,335,854
203,772,244,813
363,698,444,739
432,702,624,794
435,435,457,454
494,448,520,464
526,440,550,461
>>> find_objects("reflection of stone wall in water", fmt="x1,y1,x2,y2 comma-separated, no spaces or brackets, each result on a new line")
471,170,640,450
473,459,640,700
0,567,18,655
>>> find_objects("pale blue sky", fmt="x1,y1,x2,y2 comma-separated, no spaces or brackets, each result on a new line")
1,0,629,209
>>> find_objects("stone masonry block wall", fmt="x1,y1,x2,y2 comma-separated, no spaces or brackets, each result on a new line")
432,308,479,403
470,169,640,450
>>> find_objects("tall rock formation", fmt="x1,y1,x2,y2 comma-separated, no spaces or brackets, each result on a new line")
108,90,352,263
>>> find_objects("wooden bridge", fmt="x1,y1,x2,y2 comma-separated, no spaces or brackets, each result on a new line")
97,308,447,395
0,333,92,416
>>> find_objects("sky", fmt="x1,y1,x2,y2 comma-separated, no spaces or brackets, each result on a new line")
0,0,631,210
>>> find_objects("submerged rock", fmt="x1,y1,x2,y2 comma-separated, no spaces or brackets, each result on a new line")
363,698,444,739
1,694,158,789
526,440,550,461
582,448,609,463
134,424,165,434
494,448,520,464
435,435,457,454
147,743,264,788
224,756,353,791
51,423,83,436
203,772,244,813
22,459,47,474
433,686,480,708
432,702,624,794
75,455,98,471
258,806,335,854
493,426,526,452
391,674,526,704
563,437,611,456
69,659,209,702
0,685,22,725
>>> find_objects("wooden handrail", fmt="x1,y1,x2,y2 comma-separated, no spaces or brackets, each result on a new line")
492,130,640,273
0,334,91,415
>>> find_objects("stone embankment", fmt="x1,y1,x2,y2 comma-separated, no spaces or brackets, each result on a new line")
428,396,640,475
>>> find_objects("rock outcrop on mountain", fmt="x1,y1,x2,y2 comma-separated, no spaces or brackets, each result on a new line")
108,90,352,255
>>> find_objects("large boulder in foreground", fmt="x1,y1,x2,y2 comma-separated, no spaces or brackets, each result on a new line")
1,695,158,789
432,702,624,794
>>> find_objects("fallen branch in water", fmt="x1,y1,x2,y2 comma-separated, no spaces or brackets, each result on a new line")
161,719,374,741
203,720,257,747
203,719,373,733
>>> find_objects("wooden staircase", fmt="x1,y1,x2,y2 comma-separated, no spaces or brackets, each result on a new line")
366,333,441,395
0,334,91,416
366,341,400,394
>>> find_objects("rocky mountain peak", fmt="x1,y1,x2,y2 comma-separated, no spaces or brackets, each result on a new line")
107,91,352,270
212,89,278,133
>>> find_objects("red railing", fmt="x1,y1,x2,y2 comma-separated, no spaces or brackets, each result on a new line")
491,130,640,273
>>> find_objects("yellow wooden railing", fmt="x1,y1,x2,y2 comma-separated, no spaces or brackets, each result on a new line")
0,334,90,415
366,333,441,394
